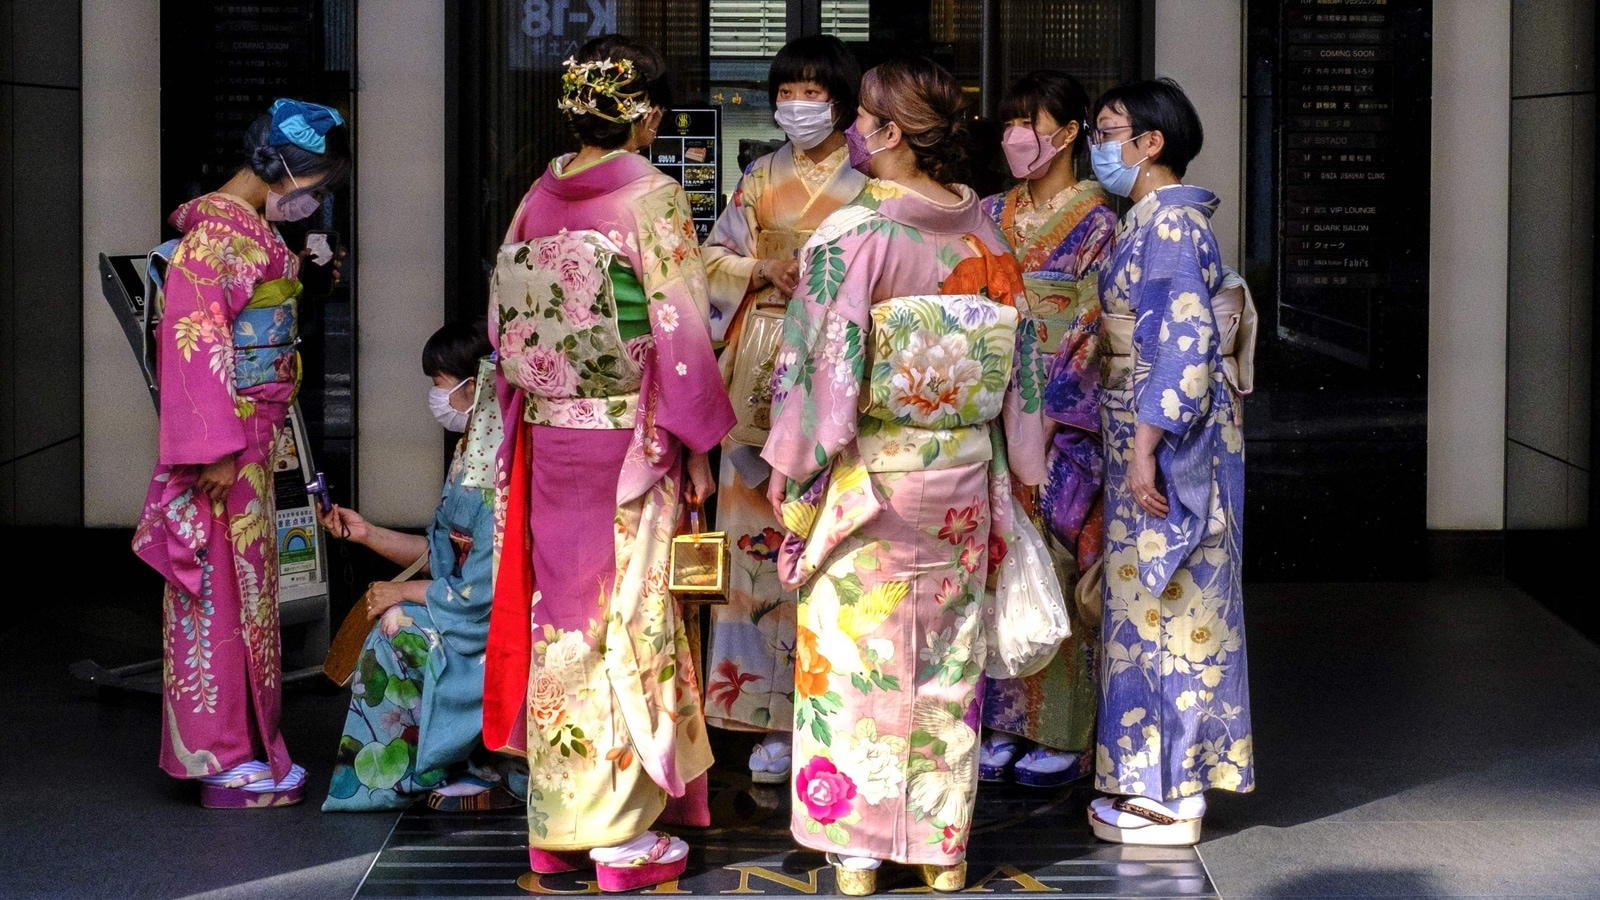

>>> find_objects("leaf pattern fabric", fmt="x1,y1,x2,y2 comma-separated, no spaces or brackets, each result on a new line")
131,193,301,784
701,142,865,734
1093,185,1254,802
759,181,1046,865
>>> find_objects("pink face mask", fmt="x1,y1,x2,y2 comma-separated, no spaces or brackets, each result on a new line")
844,123,872,175
1002,124,1067,180
265,153,323,222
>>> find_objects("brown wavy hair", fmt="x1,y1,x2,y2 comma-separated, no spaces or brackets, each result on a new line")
858,57,970,186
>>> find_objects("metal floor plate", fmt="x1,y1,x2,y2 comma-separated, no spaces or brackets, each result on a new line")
355,770,1218,898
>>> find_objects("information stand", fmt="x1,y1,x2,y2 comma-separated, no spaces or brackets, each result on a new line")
647,107,722,242
75,250,332,693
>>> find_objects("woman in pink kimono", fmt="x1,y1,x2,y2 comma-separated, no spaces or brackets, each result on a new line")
481,36,735,892
700,34,867,784
761,58,1047,895
132,98,350,808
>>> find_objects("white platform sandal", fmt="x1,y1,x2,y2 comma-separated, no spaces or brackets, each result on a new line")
1088,795,1203,846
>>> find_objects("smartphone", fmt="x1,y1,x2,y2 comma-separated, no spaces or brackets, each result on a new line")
300,230,341,298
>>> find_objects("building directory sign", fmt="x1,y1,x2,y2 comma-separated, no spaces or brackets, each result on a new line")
648,107,723,243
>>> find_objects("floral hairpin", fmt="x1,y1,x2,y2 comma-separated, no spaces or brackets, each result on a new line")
558,56,653,123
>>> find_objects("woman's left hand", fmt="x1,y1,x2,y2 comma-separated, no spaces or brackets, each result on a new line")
363,581,406,621
1128,450,1169,518
766,471,787,522
330,248,347,288
687,451,716,504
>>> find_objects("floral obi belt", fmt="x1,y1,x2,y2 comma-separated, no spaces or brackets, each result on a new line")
1021,271,1098,357
857,293,1017,472
493,229,649,430
233,276,302,391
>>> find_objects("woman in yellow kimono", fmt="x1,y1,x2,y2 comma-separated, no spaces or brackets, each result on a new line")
701,34,867,784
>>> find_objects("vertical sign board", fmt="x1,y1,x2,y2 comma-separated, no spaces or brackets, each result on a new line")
648,108,723,243
1274,0,1431,372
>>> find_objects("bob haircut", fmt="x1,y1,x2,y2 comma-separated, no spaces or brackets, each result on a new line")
998,69,1092,157
566,34,674,151
422,318,493,382
242,110,352,200
1092,77,1203,178
768,34,862,132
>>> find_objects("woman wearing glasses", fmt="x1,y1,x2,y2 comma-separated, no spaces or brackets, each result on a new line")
1082,78,1255,846
977,69,1118,792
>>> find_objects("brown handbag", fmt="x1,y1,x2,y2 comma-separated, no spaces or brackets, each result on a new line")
322,551,429,686
669,491,730,604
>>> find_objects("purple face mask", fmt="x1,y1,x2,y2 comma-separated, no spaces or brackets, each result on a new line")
844,123,872,175
265,152,323,222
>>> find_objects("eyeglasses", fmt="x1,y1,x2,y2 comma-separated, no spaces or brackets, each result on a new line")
1088,124,1144,146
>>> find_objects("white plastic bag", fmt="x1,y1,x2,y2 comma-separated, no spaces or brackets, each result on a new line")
982,496,1072,679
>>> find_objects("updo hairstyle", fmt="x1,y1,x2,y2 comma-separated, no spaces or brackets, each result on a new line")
565,34,673,151
858,57,970,186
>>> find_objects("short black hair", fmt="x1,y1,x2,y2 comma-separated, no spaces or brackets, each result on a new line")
566,34,673,151
242,106,352,199
1092,77,1204,178
768,34,861,131
422,318,492,382
998,69,1092,160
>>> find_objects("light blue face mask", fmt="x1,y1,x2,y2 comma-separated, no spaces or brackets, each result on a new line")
1090,134,1149,198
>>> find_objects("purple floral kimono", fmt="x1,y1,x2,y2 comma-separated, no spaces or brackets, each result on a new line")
1094,185,1254,803
980,180,1118,764
484,151,735,852
762,181,1047,866
132,193,302,786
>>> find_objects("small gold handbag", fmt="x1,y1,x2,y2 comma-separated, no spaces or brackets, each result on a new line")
669,491,730,603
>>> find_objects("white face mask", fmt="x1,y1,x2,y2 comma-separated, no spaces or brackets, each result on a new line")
428,378,471,432
774,100,836,151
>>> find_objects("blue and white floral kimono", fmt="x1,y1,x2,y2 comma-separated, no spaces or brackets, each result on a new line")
1093,184,1255,803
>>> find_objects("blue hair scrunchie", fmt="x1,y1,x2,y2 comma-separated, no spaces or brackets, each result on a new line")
269,98,345,155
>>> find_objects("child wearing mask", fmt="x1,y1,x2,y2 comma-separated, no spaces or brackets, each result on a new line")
320,319,524,812
699,34,868,786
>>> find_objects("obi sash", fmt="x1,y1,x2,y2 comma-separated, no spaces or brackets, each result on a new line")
492,229,648,430
856,293,1018,473
1102,267,1258,398
233,276,303,390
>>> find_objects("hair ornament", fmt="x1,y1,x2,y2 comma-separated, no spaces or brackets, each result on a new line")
558,56,652,123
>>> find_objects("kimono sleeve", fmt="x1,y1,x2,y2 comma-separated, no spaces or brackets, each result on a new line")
634,181,737,454
761,222,876,485
425,482,496,658
700,160,766,342
1131,207,1224,436
155,223,265,465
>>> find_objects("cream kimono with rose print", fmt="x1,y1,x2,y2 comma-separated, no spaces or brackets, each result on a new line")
485,151,735,850
761,181,1046,866
1094,184,1253,803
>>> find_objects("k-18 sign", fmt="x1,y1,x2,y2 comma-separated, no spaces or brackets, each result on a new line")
509,0,617,69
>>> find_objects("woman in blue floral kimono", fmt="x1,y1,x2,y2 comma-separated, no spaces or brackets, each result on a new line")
320,321,521,812
978,69,1118,789
1083,79,1254,846
761,58,1047,895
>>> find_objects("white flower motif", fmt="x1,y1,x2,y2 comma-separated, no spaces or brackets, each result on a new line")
1180,364,1209,400
1160,388,1183,420
675,362,687,376
1171,291,1205,322
1136,529,1169,562
654,305,680,333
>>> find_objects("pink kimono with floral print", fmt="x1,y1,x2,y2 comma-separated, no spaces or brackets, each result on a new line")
761,181,1047,866
132,193,301,785
484,151,735,851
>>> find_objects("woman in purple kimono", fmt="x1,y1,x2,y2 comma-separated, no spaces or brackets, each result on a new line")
978,70,1118,789
482,36,735,892
132,98,350,808
1083,79,1254,846
761,58,1047,895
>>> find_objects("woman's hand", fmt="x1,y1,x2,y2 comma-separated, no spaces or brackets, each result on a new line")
1128,423,1169,518
331,247,347,288
362,580,407,621
195,455,238,506
767,471,787,522
687,451,716,504
320,504,369,544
